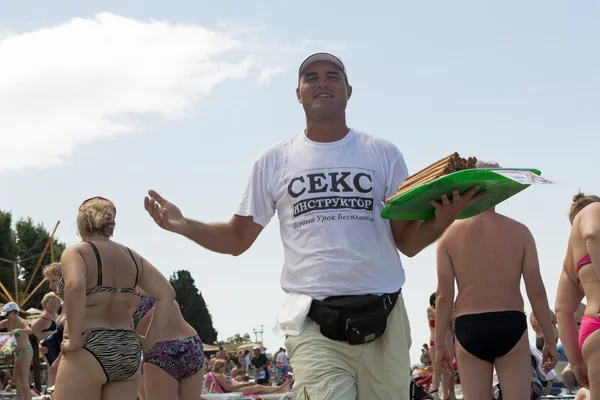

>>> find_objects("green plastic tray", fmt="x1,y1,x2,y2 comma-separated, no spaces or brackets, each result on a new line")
381,168,542,221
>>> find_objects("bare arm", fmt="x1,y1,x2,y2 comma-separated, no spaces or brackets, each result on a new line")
522,230,555,345
60,246,87,341
215,374,253,392
390,187,484,258
580,205,600,279
434,238,455,347
16,320,32,336
31,319,46,340
182,215,263,256
555,266,585,368
135,252,176,347
391,219,451,258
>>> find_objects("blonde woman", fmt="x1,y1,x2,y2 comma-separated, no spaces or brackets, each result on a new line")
39,263,66,389
43,263,62,295
0,302,34,400
32,292,61,387
53,196,175,400
207,359,290,396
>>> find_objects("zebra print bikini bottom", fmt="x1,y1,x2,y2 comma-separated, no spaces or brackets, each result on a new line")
83,328,142,382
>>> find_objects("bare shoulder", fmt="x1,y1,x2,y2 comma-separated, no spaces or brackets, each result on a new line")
580,202,600,219
496,213,534,239
61,243,88,258
438,220,467,245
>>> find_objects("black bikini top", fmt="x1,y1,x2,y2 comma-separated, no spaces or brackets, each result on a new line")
41,318,57,333
56,242,140,301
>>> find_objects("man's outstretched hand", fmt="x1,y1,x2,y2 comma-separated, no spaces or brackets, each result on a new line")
430,186,487,227
144,190,187,235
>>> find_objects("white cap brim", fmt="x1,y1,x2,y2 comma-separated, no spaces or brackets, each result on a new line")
0,312,5,317
298,52,346,76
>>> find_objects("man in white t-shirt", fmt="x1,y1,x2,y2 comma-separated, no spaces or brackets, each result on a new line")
144,52,485,400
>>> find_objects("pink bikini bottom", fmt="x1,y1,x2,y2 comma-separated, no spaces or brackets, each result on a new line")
579,316,600,350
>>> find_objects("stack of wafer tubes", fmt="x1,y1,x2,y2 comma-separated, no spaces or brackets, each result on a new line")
385,152,478,204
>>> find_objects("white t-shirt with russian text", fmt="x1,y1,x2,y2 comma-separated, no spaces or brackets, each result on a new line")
236,129,409,300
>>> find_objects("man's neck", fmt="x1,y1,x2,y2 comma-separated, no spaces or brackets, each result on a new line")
305,118,350,143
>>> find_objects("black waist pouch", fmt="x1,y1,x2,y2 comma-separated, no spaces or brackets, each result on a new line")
308,289,401,345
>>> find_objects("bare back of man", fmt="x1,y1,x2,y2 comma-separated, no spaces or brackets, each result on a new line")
435,209,557,400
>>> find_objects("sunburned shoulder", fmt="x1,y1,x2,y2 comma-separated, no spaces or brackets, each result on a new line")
442,212,532,237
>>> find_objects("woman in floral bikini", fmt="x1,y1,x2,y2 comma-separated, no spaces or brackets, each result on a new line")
133,287,205,400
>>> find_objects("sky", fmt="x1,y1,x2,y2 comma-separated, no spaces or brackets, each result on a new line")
0,1,598,365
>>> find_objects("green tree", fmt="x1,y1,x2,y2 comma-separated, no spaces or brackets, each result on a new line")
169,270,218,345
225,333,251,344
0,211,66,308
0,211,19,294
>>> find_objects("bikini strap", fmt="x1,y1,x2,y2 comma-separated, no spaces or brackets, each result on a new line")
88,242,103,285
126,248,139,287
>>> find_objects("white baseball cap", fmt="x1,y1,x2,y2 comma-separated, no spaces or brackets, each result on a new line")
1,302,19,317
298,52,346,77
253,345,262,351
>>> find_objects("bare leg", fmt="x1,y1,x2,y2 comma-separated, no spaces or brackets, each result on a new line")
178,370,204,400
239,380,291,395
101,377,142,400
142,363,179,400
583,329,600,400
441,371,455,399
454,338,494,399
493,332,531,400
561,363,577,393
15,351,34,400
45,355,57,388
53,348,105,400
430,345,441,397
12,358,21,398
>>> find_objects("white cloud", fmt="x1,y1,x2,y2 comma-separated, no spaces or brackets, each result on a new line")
258,67,285,85
0,13,345,172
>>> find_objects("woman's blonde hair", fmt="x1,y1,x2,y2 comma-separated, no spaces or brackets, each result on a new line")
212,359,226,371
41,292,60,309
77,197,117,237
42,263,61,278
569,191,600,224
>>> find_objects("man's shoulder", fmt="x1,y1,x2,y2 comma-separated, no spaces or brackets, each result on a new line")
353,129,401,149
352,129,405,162
252,134,301,164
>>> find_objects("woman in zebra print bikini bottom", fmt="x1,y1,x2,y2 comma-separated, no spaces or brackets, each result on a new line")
52,197,176,400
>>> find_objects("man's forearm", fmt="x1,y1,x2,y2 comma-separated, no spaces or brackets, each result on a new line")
557,313,584,367
399,219,450,257
182,218,244,256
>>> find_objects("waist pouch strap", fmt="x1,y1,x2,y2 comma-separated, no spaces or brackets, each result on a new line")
308,288,401,345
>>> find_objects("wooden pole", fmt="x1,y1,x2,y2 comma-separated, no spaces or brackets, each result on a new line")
24,220,60,296
20,278,48,310
0,281,14,303
0,292,10,304
50,238,55,263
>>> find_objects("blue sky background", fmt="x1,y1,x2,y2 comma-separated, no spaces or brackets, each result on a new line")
1,1,598,364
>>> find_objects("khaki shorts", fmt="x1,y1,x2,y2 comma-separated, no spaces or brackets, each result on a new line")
285,296,412,400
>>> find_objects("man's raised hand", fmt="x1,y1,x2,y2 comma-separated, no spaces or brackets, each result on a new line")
144,190,187,235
